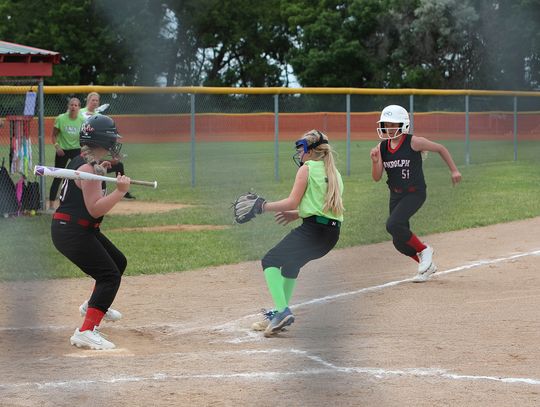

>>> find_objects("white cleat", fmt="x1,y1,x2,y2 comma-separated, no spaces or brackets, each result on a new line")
412,262,438,283
79,300,122,322
70,327,116,350
418,245,434,274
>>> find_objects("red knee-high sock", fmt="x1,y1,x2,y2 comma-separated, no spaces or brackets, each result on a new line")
406,234,427,253
80,307,105,332
410,254,419,263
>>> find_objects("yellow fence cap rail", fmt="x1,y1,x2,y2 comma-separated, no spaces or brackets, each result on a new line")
0,85,540,97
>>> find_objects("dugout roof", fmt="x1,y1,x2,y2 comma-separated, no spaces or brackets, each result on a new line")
0,40,60,77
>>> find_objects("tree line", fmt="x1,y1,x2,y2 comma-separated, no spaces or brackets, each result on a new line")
0,0,538,90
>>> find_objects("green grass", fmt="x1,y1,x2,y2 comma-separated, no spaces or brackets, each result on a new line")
1,139,539,280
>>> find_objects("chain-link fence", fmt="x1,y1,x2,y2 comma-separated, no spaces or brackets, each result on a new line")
1,86,539,215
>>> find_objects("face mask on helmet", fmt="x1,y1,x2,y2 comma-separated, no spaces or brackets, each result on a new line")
377,122,406,139
81,140,123,159
108,141,122,157
292,142,305,167
292,131,328,167
376,105,410,139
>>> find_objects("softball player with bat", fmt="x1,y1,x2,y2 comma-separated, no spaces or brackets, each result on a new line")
51,114,131,350
233,130,344,337
48,98,85,211
370,105,461,282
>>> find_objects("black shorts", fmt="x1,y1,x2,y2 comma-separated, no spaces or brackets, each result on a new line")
261,217,340,279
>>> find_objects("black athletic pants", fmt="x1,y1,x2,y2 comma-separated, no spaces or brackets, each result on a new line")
49,148,81,201
262,219,340,279
51,220,127,313
386,189,426,257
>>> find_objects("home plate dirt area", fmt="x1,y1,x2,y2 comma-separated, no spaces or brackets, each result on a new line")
3,217,540,406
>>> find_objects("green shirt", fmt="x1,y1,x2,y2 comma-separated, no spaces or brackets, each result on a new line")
79,107,97,119
54,113,85,150
298,160,344,221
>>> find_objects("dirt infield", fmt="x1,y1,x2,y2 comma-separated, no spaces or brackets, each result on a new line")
3,217,540,406
107,201,191,215
106,201,230,232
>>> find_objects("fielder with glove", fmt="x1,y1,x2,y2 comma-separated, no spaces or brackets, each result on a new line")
234,130,344,338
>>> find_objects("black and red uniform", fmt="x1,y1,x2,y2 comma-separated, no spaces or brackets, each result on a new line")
51,155,126,313
49,148,81,202
380,133,426,257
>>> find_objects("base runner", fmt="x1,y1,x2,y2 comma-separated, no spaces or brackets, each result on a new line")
370,105,462,282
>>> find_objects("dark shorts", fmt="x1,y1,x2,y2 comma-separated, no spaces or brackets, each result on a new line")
261,217,340,279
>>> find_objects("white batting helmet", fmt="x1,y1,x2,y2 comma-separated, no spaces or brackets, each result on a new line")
376,105,410,139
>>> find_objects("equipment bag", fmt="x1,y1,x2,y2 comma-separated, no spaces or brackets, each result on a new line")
22,180,40,211
0,157,18,215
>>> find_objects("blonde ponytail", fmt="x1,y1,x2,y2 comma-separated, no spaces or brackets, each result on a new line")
321,148,344,215
80,145,107,175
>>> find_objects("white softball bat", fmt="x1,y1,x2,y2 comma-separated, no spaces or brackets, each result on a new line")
34,165,157,188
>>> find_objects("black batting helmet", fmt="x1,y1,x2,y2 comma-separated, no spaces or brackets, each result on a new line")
80,114,122,156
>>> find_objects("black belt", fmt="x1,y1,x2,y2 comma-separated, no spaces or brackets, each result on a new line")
304,215,341,228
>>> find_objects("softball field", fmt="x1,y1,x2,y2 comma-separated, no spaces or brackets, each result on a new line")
2,216,540,406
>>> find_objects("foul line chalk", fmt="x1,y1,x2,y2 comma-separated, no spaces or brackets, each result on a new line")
294,249,540,309
218,249,540,342
2,348,540,390
2,249,540,334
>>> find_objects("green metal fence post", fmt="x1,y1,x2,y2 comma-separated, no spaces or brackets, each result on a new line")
38,78,45,209
190,93,195,187
465,95,470,165
274,94,279,181
409,94,414,133
513,96,518,161
346,94,351,176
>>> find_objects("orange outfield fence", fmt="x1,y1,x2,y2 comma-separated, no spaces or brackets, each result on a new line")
3,111,536,146
1,84,539,202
